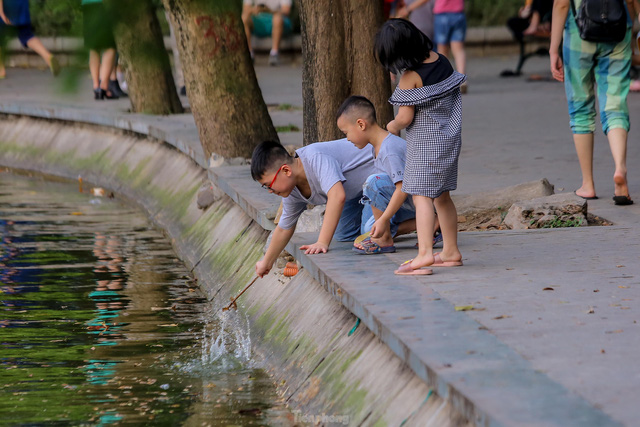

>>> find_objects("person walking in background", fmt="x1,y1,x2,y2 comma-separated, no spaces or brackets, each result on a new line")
241,0,292,66
375,19,465,275
0,0,60,79
395,0,435,40
550,0,639,205
81,0,118,99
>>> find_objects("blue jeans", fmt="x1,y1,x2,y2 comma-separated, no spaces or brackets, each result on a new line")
360,174,415,237
334,192,373,242
434,12,467,45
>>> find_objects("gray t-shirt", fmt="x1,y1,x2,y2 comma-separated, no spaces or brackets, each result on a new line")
279,138,375,230
372,133,407,184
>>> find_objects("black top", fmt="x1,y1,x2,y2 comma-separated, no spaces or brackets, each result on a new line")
410,54,454,86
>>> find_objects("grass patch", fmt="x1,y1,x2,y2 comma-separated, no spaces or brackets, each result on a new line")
275,124,300,133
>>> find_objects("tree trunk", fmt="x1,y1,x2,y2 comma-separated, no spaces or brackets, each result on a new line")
106,0,183,115
298,0,393,145
162,0,279,159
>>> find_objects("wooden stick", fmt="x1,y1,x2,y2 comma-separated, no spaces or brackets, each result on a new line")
222,275,260,312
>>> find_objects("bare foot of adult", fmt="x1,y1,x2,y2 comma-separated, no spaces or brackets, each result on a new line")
613,172,633,205
523,25,537,36
574,186,597,200
614,172,630,196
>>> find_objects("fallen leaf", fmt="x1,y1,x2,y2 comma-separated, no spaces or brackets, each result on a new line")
601,349,606,354
605,330,623,334
543,287,554,291
619,285,629,289
455,305,475,311
620,307,630,310
70,212,84,216
587,307,595,314
593,289,600,293
493,315,512,320
616,265,625,268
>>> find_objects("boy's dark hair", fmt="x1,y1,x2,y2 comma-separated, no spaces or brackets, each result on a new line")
335,95,377,123
251,140,293,181
374,18,433,75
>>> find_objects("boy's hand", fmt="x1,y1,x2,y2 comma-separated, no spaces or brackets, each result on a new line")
255,259,272,278
370,218,391,239
0,14,11,25
300,241,329,255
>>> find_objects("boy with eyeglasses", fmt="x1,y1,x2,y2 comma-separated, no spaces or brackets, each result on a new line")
250,139,375,277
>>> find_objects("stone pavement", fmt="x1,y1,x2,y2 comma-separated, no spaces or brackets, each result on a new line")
1,54,639,426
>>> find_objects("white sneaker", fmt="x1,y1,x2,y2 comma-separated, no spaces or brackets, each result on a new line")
268,52,279,66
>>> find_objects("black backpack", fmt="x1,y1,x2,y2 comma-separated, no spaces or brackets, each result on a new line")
570,0,628,43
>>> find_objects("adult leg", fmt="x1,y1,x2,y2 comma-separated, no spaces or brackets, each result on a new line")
241,4,254,54
607,128,630,198
25,36,59,75
433,192,461,263
99,48,116,92
573,133,597,198
595,30,632,200
271,11,283,54
409,195,435,269
450,41,466,74
0,47,5,78
563,19,598,197
89,50,101,89
25,37,52,65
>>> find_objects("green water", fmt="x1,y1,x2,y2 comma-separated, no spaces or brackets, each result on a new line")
0,172,292,426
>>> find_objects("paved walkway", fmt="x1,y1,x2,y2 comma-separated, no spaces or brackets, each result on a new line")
1,54,639,426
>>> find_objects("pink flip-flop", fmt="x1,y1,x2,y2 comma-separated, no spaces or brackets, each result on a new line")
431,253,463,267
394,259,433,276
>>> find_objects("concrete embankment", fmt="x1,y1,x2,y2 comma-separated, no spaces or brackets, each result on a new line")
0,115,469,426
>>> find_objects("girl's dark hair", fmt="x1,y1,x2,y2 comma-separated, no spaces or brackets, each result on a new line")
251,140,293,181
374,18,433,74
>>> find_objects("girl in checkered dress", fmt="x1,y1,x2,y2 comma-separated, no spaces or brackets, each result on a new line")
375,18,466,275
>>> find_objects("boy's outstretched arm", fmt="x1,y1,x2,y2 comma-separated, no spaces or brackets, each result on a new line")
300,182,346,255
370,182,408,238
255,225,296,277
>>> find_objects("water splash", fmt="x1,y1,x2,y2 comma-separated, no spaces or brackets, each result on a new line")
201,309,252,365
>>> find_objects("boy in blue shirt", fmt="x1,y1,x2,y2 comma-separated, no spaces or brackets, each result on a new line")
336,95,417,254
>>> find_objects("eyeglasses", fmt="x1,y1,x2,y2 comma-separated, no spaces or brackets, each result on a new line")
261,165,285,190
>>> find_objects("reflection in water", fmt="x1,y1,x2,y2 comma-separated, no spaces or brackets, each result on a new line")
0,172,293,425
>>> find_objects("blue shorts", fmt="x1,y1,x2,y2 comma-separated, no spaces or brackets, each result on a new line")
0,23,35,48
434,12,467,45
360,174,416,237
251,13,293,38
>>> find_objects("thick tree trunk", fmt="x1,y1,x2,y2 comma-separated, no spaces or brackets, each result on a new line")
298,0,393,145
162,0,279,159
106,0,183,115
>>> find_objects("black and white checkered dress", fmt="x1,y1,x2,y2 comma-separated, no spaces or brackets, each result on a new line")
389,71,466,198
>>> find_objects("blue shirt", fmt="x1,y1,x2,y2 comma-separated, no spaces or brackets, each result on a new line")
2,0,31,26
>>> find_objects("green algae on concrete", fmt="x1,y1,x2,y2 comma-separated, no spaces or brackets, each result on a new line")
0,115,471,427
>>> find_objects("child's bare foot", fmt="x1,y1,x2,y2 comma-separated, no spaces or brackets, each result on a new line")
431,251,463,267
409,252,435,270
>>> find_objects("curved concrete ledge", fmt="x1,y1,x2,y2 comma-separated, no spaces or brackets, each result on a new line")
0,102,625,426
0,115,469,426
